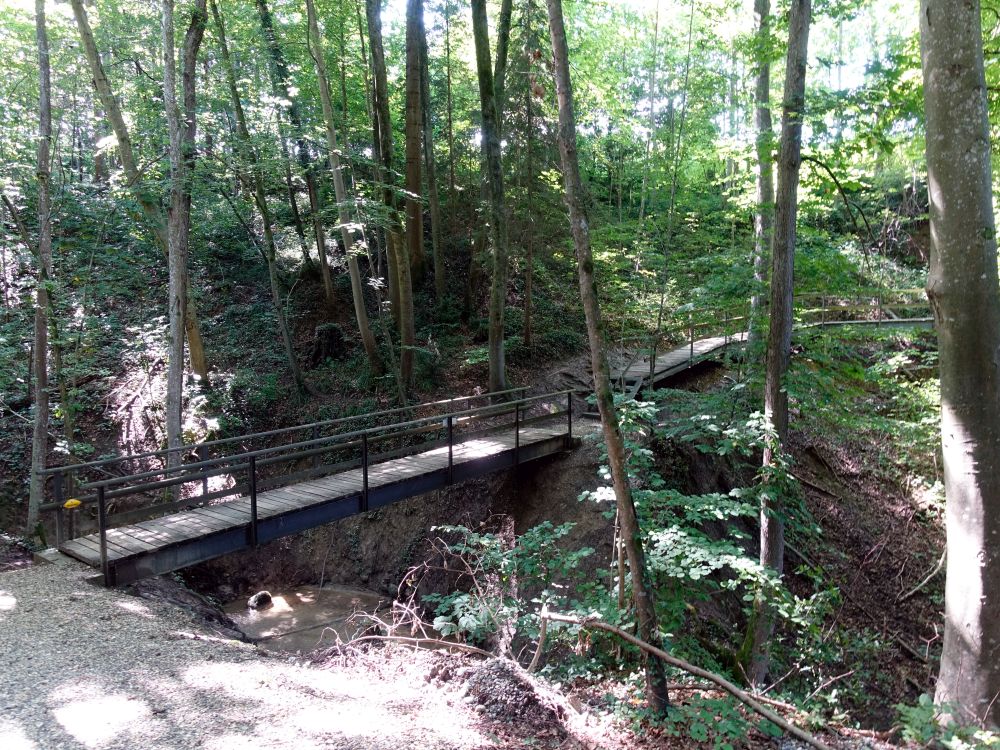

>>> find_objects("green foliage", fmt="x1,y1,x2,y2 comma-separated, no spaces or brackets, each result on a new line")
897,695,1000,749
424,521,593,648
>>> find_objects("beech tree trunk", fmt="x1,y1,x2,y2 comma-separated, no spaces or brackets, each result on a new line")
545,0,670,713
255,0,334,306
745,0,810,688
210,0,304,391
404,0,425,281
27,0,53,536
418,19,445,302
366,0,414,390
749,0,774,343
921,0,1000,727
70,0,210,383
638,1,659,223
162,0,186,469
305,0,384,376
472,0,509,393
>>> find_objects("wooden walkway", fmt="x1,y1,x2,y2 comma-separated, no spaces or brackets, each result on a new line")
45,391,575,586
614,332,749,398
613,316,935,398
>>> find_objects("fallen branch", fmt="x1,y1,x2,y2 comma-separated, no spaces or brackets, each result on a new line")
897,549,945,603
541,610,834,750
344,634,493,658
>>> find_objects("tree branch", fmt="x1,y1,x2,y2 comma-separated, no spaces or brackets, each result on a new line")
540,610,834,750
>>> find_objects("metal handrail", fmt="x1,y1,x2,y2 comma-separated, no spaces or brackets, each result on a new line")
37,386,530,475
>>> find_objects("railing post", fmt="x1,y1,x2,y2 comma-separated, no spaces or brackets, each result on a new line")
197,445,209,497
447,415,454,483
311,425,320,470
567,391,573,442
248,455,258,548
724,310,729,346
361,432,369,513
689,314,694,366
54,470,65,546
514,402,520,465
97,485,110,586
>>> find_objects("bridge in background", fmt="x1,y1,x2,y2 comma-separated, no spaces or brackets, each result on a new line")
611,290,934,397
40,389,575,586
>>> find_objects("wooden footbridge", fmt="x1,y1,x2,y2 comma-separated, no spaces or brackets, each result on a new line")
39,389,575,586
612,290,934,398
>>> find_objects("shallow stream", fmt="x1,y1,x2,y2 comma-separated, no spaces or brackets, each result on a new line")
224,584,385,654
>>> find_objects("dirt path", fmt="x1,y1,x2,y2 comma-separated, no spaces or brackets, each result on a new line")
1,558,567,750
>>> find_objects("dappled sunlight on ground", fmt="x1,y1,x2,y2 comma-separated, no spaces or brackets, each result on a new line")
113,598,154,618
0,589,17,616
0,718,38,750
49,683,154,749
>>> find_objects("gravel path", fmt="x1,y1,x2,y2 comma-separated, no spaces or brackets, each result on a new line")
0,558,493,750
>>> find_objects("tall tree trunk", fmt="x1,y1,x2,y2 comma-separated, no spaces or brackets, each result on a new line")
464,0,513,324
921,0,1000,727
70,0,210,383
638,1,659,222
27,0,53,536
444,1,456,209
545,0,670,713
404,0,425,281
366,0,413,390
255,0,335,306
210,0,304,390
162,0,186,470
366,0,403,324
418,14,445,302
523,0,536,349
472,0,509,393
744,0,810,688
749,0,774,344
305,0,384,375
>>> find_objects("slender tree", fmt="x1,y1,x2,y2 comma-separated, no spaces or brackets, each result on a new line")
472,0,510,393
545,0,670,714
749,0,774,340
255,0,335,306
921,0,1000,727
404,0,425,280
70,0,210,383
26,0,53,536
418,15,445,301
638,1,659,223
305,0,384,375
209,0,304,390
744,0,811,687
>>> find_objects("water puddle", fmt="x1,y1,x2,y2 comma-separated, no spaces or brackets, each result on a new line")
224,584,385,654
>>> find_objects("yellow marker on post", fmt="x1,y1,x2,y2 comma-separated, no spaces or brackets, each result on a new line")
63,498,81,510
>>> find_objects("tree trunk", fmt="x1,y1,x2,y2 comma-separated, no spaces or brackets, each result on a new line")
472,0,509,393
744,0,810,688
27,0,53,536
545,0,670,714
444,1,456,209
162,0,186,471
419,18,445,302
638,1,659,223
255,0,334,306
749,0,774,344
404,0,425,281
305,0,384,375
70,0,210,384
523,0,536,349
366,0,413,389
366,0,404,325
210,0,304,391
921,0,1000,728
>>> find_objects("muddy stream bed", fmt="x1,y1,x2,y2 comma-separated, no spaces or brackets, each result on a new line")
224,584,385,653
